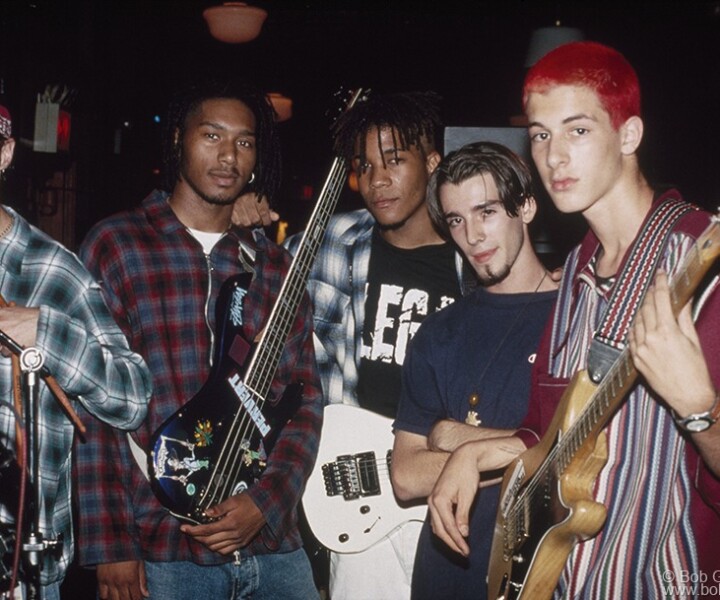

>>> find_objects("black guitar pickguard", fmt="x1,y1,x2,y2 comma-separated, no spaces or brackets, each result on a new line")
495,452,569,600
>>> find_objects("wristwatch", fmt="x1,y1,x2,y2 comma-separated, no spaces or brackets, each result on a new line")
673,392,720,433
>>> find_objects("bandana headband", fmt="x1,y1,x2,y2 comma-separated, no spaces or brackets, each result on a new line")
0,105,12,140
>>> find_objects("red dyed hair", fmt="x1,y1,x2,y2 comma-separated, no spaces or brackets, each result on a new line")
522,41,641,130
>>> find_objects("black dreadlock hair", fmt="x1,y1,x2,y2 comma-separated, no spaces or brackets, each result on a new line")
331,91,442,166
162,78,281,203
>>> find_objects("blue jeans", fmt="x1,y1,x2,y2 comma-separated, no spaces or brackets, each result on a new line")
143,549,319,600
18,581,60,600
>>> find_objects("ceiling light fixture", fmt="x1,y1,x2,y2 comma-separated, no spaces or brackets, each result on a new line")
203,2,268,44
267,93,293,122
524,22,584,67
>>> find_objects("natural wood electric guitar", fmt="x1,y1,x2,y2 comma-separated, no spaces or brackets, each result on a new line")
488,215,720,600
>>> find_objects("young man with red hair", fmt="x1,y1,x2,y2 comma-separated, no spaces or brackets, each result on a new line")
428,41,720,598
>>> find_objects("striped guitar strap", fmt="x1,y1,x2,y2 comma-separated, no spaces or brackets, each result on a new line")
586,196,696,383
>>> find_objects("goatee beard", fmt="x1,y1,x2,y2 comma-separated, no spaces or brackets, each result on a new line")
181,173,243,207
476,263,511,287
198,194,238,207
376,215,410,232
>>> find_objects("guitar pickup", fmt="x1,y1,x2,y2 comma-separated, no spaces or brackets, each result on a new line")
322,452,381,500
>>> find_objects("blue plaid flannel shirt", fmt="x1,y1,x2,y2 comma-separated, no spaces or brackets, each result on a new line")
285,208,469,407
0,207,151,585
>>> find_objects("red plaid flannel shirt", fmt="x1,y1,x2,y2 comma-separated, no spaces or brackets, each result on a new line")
76,190,323,565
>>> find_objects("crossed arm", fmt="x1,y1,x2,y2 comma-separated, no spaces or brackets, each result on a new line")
391,421,524,556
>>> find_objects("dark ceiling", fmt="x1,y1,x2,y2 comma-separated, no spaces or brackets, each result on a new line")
1,0,719,242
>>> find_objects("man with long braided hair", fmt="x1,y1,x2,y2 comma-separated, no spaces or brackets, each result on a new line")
76,78,323,600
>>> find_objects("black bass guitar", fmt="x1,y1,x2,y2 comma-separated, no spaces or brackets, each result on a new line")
149,88,369,524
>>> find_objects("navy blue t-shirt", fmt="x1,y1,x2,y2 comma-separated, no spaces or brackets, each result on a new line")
395,285,556,600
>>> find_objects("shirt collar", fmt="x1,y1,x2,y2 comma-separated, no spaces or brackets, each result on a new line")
0,205,26,278
142,189,255,249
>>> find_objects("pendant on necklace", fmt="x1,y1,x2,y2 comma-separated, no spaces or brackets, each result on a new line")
465,393,481,427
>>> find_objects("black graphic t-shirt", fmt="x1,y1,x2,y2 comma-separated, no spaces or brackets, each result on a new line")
357,229,461,418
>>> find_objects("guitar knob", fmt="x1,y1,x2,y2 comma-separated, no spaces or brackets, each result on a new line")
338,533,349,543
360,505,370,514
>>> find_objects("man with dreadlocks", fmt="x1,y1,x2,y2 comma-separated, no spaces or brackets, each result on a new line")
76,78,323,600
235,91,476,599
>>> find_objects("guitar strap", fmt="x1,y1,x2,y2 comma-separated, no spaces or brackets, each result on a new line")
586,196,696,383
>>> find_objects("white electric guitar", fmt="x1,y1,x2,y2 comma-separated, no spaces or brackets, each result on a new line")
302,404,427,553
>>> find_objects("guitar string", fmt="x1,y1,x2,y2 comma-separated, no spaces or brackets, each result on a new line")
502,339,628,540
201,161,348,510
505,241,705,537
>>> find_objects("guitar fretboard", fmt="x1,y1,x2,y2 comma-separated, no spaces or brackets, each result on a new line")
244,154,349,399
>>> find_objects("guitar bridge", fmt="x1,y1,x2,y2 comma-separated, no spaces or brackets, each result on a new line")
322,452,381,500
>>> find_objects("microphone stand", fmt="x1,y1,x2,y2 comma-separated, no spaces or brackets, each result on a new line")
0,326,83,599
18,345,51,600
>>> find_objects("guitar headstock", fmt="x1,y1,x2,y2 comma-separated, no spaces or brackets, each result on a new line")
668,211,720,311
696,210,720,262
325,87,370,127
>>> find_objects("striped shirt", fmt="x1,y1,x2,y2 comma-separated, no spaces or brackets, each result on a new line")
519,192,720,598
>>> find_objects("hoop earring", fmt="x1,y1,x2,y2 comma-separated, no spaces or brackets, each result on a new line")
248,172,255,184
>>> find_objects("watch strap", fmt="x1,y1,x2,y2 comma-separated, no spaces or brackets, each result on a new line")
673,390,720,432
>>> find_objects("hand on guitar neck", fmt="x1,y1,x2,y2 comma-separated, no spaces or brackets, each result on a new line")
629,271,716,417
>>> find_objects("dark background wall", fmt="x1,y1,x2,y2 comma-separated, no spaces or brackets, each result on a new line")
1,0,718,251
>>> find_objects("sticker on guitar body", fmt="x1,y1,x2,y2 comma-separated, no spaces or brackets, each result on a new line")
228,373,270,436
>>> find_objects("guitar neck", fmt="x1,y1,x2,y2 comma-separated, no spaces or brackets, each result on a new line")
242,88,367,399
244,156,348,397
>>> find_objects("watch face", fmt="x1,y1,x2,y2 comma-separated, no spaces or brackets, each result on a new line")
684,417,712,433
